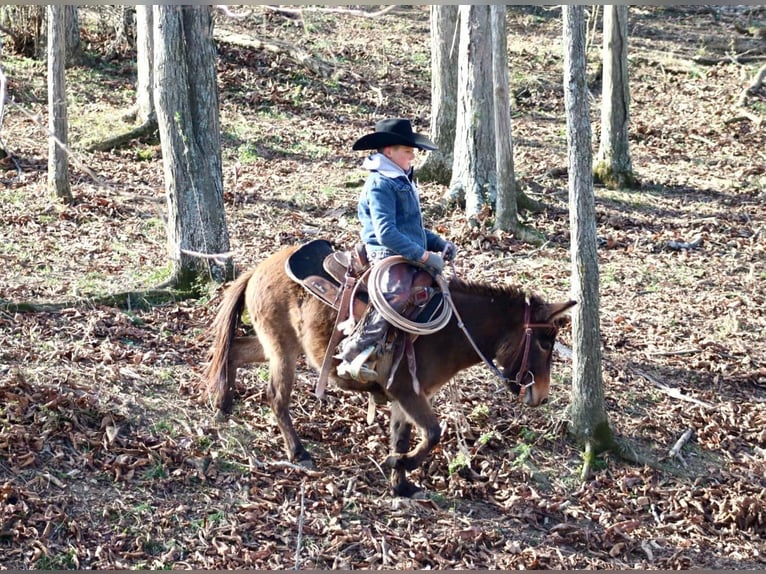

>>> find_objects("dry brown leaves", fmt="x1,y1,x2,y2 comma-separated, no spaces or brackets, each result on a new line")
1,5,765,570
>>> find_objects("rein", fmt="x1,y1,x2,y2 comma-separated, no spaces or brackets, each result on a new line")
436,272,555,403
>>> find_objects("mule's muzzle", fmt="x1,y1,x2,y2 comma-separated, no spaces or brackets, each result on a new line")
506,369,549,407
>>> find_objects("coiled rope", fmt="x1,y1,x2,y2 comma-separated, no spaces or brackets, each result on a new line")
366,255,452,335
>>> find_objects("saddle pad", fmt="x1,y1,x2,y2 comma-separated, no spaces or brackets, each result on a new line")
285,239,369,313
284,238,336,285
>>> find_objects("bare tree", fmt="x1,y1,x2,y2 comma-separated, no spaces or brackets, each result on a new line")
594,5,638,189
562,5,614,478
418,5,458,185
0,6,44,58
447,5,495,222
64,6,82,67
107,6,135,58
135,5,155,126
47,5,72,203
85,6,156,152
490,5,541,244
153,5,233,289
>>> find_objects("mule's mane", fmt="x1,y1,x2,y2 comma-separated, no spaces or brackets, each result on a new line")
447,276,530,302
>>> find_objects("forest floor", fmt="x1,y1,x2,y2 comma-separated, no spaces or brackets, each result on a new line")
1,5,765,570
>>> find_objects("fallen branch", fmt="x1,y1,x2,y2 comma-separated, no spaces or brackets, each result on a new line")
294,482,306,570
556,343,717,411
692,53,766,66
668,428,694,460
649,348,701,357
737,62,766,107
631,367,716,410
667,236,702,251
263,5,397,19
213,28,335,77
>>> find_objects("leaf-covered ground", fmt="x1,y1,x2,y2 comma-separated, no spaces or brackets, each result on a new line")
1,5,764,569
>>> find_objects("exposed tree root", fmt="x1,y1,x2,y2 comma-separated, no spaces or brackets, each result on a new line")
85,117,158,152
0,288,196,313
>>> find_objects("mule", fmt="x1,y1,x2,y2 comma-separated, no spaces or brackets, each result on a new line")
204,243,575,496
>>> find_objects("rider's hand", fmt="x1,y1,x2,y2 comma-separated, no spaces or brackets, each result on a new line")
423,251,445,274
443,241,457,262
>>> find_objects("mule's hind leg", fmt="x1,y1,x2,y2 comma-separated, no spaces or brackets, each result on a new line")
217,336,266,416
265,349,314,468
385,396,441,496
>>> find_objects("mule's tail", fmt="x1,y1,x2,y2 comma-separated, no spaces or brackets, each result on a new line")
204,269,254,413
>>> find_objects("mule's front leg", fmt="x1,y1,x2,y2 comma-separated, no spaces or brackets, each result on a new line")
385,396,441,497
388,402,417,497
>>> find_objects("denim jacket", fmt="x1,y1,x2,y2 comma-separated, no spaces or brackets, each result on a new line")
357,153,447,262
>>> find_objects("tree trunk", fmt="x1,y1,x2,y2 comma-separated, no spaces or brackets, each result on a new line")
0,6,44,58
594,5,638,189
418,5,458,186
153,5,233,289
108,6,135,58
47,5,72,203
562,6,612,457
447,5,496,222
64,6,81,67
136,5,155,125
491,5,519,233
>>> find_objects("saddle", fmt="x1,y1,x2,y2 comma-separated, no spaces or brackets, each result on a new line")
285,239,443,401
284,238,369,320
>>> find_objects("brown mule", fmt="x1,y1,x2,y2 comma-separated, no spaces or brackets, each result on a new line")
204,244,575,496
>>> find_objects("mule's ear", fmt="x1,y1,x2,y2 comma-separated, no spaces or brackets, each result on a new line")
543,300,577,323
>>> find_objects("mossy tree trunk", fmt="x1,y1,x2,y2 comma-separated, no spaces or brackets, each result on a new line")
418,5,458,186
447,5,496,222
563,6,615,466
594,5,639,190
153,5,233,291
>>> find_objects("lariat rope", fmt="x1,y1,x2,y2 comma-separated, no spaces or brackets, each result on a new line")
367,255,452,334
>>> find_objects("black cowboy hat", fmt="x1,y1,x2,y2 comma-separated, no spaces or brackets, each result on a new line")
352,118,437,151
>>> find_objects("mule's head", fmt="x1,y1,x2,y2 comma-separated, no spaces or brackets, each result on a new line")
500,299,576,406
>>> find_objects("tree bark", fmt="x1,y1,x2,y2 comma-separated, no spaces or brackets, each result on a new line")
562,5,612,458
418,5,458,186
153,5,233,289
447,5,496,221
135,6,155,125
491,5,519,234
594,5,638,189
47,5,72,203
0,6,44,58
64,6,81,67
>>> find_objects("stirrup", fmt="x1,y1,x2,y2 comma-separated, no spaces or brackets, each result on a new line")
336,345,378,381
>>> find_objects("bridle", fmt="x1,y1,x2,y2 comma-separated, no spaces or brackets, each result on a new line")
438,275,556,403
509,302,558,402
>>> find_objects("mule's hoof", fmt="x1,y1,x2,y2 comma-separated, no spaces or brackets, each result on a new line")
392,480,423,498
214,409,230,423
295,453,316,470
